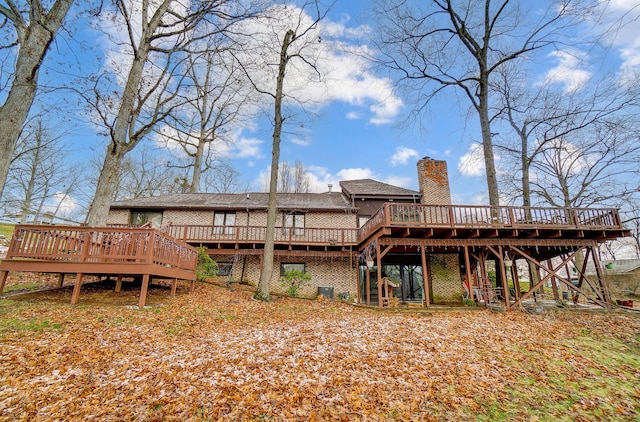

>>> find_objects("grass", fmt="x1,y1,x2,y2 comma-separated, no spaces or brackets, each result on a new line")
467,326,640,421
0,282,637,420
2,281,42,293
0,222,14,239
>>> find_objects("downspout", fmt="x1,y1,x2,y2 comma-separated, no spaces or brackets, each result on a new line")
239,206,250,283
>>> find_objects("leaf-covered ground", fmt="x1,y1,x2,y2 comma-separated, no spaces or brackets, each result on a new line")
0,279,639,421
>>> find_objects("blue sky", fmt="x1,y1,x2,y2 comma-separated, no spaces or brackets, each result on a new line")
13,0,640,219
210,0,640,204
223,1,486,201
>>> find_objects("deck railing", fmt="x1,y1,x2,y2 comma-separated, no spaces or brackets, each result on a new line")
5,225,198,271
167,225,360,246
359,203,623,240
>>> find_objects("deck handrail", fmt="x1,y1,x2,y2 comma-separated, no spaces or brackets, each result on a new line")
4,225,198,272
359,203,623,240
165,225,360,246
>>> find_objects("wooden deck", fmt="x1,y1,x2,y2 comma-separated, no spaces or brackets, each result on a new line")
356,203,629,309
359,203,627,244
167,225,359,252
0,225,198,307
160,204,626,251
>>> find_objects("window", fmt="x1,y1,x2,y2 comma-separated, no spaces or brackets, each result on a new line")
213,211,236,235
280,262,305,276
130,211,163,228
358,216,370,227
283,212,304,236
217,262,233,277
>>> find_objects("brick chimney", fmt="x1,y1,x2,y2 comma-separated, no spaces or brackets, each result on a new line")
417,157,452,205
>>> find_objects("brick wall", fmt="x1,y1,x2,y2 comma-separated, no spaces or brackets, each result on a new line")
429,254,464,303
109,207,356,229
306,212,357,229
164,210,214,225
417,158,452,205
210,253,358,299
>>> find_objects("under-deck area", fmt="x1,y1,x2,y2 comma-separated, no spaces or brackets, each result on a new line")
357,203,629,309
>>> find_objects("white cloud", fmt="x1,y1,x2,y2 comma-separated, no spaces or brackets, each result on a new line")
391,146,419,166
42,192,78,217
592,1,640,81
232,5,403,126
458,143,486,177
334,167,376,180
227,137,263,159
383,176,413,188
290,137,311,146
537,137,593,176
346,111,362,120
155,124,263,160
542,50,591,93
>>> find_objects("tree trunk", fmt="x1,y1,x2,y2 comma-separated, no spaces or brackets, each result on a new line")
86,39,153,225
190,134,206,193
478,71,500,208
256,29,294,300
86,145,126,226
0,0,74,199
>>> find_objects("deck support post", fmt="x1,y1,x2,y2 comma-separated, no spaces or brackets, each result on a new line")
590,245,611,305
376,243,383,307
71,273,84,305
512,262,521,300
421,246,430,307
0,271,8,295
356,259,361,304
139,274,150,308
548,259,560,300
115,275,123,292
497,246,511,310
365,264,371,305
171,278,177,297
58,273,64,288
463,246,473,301
189,280,195,293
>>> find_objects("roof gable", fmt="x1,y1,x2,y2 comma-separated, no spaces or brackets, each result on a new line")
110,192,354,211
340,179,419,198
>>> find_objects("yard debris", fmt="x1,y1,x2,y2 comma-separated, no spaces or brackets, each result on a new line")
0,281,638,421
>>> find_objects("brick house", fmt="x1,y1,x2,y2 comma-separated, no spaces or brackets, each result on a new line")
108,158,629,309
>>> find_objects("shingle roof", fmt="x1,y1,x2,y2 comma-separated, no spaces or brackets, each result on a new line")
340,179,420,198
110,192,355,211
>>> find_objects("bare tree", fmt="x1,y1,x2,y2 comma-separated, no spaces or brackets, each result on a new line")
3,119,79,223
493,65,638,208
264,160,311,193
203,161,247,193
292,160,310,193
276,160,293,193
0,0,75,200
232,1,330,300
621,202,640,259
529,117,640,209
115,147,186,200
372,0,602,206
158,38,255,193
84,0,257,225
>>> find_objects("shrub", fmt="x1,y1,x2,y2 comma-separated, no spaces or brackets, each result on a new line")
279,270,312,297
196,247,217,282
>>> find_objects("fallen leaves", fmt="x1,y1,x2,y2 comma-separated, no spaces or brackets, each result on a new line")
0,280,638,421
